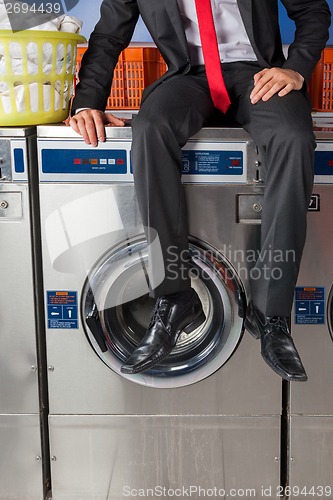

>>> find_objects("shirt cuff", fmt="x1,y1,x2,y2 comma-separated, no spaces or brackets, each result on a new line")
75,108,91,114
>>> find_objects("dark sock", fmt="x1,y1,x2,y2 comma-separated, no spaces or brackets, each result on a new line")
165,288,194,304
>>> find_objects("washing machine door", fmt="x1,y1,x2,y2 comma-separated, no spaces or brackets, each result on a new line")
328,286,333,341
82,236,246,388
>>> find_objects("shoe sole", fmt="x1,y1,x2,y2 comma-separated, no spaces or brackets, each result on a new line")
244,317,260,340
121,311,206,375
244,319,308,381
261,353,308,382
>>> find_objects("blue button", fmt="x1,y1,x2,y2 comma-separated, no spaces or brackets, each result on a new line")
14,148,25,173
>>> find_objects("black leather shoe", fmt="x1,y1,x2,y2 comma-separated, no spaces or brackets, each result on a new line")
121,289,206,374
245,301,308,382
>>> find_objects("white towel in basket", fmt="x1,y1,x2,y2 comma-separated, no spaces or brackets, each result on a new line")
0,80,67,114
0,0,82,114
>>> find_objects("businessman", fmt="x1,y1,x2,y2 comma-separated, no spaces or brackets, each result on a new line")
70,0,331,381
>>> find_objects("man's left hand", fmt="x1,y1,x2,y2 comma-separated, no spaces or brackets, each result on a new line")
250,68,304,104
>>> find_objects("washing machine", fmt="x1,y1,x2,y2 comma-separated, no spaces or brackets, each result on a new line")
0,127,47,499
37,124,282,500
287,123,333,499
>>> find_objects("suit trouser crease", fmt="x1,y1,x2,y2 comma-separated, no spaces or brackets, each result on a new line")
131,74,215,297
131,63,315,315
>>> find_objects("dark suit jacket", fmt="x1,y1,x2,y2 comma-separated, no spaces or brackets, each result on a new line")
72,0,331,112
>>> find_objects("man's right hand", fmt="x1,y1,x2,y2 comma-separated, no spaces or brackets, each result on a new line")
69,109,126,147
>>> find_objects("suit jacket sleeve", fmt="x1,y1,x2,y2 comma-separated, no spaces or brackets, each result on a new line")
281,0,331,82
72,0,139,113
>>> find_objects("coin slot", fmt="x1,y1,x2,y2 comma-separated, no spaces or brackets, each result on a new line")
237,194,264,223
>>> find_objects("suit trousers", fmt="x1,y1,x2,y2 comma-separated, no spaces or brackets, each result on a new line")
131,61,316,316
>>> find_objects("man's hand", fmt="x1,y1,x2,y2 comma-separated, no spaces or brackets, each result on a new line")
250,68,304,104
69,109,126,147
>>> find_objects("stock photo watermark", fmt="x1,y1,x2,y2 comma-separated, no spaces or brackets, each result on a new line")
122,484,333,498
165,244,296,284
3,0,79,31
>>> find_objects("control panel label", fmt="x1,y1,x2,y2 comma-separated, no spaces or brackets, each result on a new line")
181,150,243,175
41,149,127,175
47,291,78,329
295,287,325,325
314,150,333,177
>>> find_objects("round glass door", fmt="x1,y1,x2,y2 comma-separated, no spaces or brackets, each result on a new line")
82,236,246,388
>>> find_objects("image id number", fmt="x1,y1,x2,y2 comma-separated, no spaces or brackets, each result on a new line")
276,485,332,497
5,2,62,15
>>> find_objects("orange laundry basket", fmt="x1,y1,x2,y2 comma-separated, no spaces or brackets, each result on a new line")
308,48,333,112
76,45,167,109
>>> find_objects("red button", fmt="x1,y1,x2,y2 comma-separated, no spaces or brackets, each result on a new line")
231,159,240,166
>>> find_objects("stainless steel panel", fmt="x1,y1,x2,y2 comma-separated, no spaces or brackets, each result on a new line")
37,128,263,185
0,184,39,414
0,127,36,137
46,331,280,415
289,416,333,499
49,415,280,500
0,139,11,181
185,185,263,284
314,124,333,138
37,124,253,141
291,186,333,415
40,127,282,499
40,183,280,415
0,414,43,499
237,194,264,223
0,191,23,219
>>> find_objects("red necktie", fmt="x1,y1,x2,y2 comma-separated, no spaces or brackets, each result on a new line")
194,0,231,113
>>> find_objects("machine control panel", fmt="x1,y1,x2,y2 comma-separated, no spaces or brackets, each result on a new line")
38,139,250,184
41,148,127,175
181,141,247,183
38,139,132,182
314,142,333,183
36,126,333,183
182,149,243,177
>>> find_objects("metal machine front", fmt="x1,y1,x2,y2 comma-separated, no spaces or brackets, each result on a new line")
0,128,45,499
38,124,281,499
288,126,333,497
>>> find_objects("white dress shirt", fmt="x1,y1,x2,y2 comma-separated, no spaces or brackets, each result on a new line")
177,0,257,65
76,1,258,113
